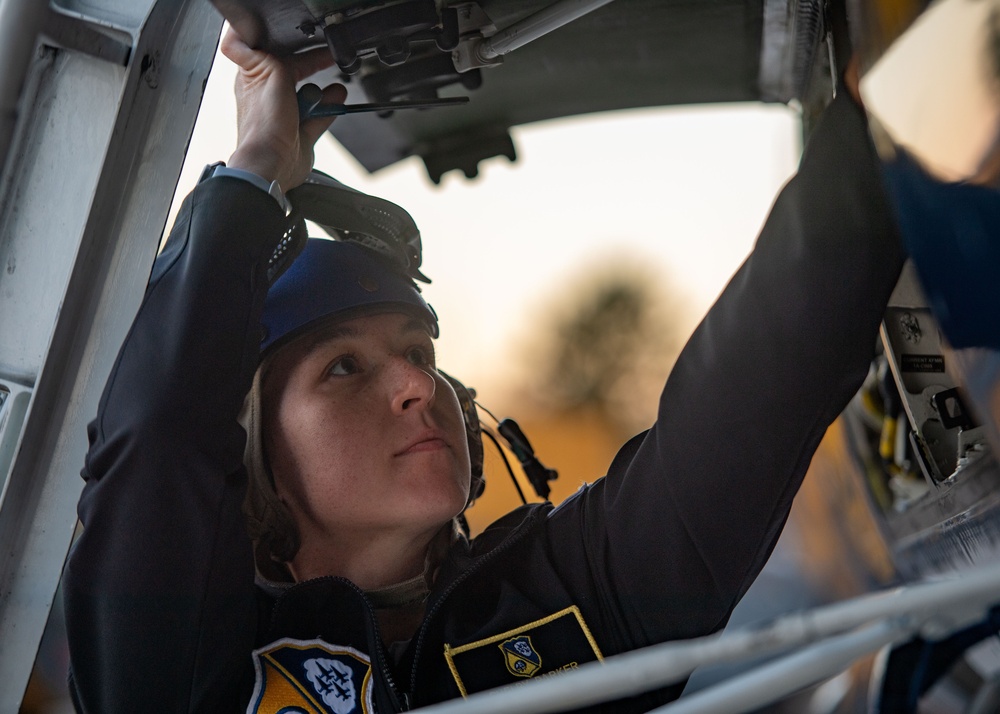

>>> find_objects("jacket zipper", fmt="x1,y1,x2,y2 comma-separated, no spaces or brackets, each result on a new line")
408,507,544,697
274,576,407,711
343,578,406,711
270,507,545,710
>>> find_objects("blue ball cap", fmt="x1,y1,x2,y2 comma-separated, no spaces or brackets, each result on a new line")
260,238,439,357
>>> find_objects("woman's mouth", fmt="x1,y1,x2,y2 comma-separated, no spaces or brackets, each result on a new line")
397,432,448,456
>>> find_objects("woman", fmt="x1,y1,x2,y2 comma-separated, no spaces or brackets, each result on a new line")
63,29,905,714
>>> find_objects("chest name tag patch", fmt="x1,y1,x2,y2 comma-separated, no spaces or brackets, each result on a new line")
248,638,375,714
443,606,603,696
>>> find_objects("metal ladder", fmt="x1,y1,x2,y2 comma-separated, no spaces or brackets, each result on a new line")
0,0,222,707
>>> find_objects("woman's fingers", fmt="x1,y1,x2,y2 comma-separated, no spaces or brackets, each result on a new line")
292,46,338,82
223,24,347,189
220,27,264,72
300,83,348,146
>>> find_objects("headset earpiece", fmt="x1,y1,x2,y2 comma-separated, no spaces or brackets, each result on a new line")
439,371,485,503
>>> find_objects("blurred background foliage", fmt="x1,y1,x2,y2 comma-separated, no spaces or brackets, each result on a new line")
465,257,694,532
526,263,686,439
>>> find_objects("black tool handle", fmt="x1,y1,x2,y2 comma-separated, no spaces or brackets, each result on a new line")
296,83,468,120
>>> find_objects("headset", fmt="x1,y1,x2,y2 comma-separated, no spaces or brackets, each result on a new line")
276,171,558,513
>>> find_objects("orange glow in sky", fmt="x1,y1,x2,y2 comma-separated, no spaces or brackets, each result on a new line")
170,47,801,402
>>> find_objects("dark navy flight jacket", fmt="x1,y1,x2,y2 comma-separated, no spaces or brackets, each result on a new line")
63,91,905,713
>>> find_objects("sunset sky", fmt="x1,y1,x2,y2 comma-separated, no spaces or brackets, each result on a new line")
171,46,802,406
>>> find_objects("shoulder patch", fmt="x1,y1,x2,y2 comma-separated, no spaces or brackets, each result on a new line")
248,638,375,714
443,606,603,697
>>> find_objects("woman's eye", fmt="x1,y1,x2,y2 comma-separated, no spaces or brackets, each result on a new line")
327,355,361,376
406,346,433,367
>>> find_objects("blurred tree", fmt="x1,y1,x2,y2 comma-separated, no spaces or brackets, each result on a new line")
525,259,690,439
466,258,697,528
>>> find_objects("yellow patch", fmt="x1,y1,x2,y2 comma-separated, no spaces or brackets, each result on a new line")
443,606,603,697
247,638,374,714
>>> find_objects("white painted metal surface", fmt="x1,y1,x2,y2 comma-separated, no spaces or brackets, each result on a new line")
0,0,223,708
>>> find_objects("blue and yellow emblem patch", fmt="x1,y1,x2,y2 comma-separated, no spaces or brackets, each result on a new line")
248,638,374,714
499,636,542,678
444,606,603,697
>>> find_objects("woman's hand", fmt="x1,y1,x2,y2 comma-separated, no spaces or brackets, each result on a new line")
222,28,347,191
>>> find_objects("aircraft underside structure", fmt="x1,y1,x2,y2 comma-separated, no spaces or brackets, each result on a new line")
0,0,998,710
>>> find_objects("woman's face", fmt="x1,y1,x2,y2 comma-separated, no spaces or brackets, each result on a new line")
262,311,471,552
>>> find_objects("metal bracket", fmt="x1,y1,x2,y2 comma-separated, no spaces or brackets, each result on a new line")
41,6,133,66
419,128,515,183
0,380,32,493
322,0,452,74
452,35,504,72
450,1,501,72
933,387,977,431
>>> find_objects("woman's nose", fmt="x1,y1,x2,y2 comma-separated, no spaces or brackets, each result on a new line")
389,358,436,414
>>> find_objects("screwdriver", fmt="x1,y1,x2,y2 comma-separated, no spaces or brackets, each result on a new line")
296,83,468,120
